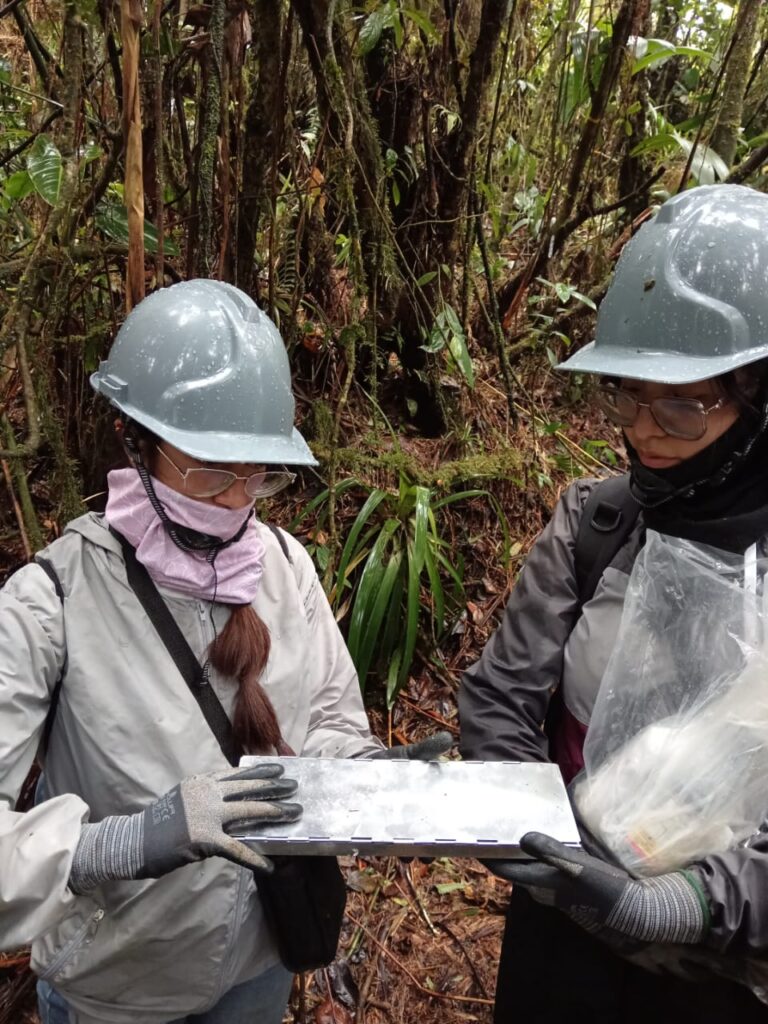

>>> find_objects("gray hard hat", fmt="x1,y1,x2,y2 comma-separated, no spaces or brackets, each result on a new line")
558,184,768,384
91,279,318,465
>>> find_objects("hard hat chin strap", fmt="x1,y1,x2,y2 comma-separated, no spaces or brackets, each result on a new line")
121,424,252,558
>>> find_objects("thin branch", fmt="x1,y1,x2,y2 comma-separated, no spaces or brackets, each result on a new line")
344,911,495,1007
726,139,768,184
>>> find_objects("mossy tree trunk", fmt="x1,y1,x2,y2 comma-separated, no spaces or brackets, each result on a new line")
710,0,762,167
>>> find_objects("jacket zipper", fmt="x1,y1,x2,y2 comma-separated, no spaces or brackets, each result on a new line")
210,867,250,1004
41,907,104,980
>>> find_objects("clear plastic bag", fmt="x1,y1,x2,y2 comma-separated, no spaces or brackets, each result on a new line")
574,530,768,877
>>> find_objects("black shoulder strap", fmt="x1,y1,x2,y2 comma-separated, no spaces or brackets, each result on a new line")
110,528,241,767
574,473,640,607
34,556,66,756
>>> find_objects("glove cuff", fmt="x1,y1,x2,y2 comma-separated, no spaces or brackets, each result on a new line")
606,871,707,945
70,814,145,894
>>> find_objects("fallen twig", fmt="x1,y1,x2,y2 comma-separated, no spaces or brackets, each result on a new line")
345,911,494,1007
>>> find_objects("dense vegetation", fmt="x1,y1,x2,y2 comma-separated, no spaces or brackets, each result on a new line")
1,0,767,700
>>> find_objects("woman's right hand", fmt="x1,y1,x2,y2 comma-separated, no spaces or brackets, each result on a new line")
70,764,301,893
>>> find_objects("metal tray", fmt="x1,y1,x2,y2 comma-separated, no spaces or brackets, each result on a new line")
235,757,579,859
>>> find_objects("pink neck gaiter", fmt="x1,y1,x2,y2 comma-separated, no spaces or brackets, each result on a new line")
105,468,266,604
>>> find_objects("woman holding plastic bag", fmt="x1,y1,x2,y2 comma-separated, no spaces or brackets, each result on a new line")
459,185,768,1021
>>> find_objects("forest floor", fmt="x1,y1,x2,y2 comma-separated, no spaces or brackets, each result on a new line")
0,356,619,1024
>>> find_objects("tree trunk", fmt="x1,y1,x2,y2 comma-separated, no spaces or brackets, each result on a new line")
121,0,145,309
235,0,283,294
710,0,762,167
195,0,226,277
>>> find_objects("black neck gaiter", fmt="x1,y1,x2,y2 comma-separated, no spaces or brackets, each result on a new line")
627,405,768,553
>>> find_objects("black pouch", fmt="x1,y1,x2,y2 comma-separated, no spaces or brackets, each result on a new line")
257,855,347,973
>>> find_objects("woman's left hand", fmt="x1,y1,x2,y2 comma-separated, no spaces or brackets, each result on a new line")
371,732,453,761
488,832,710,945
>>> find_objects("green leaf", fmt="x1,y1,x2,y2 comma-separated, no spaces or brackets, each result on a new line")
333,488,388,611
348,518,399,669
83,142,103,164
397,537,422,694
359,7,389,54
632,39,709,74
571,290,596,310
672,134,729,183
432,488,487,509
435,881,467,894
424,541,445,635
391,8,403,48
416,271,437,287
355,548,403,686
629,131,678,157
442,304,474,388
402,6,437,39
26,136,62,205
411,486,430,575
95,202,180,255
3,169,34,201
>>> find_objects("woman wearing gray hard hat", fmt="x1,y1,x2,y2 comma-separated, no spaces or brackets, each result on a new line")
0,280,449,1024
460,185,768,1021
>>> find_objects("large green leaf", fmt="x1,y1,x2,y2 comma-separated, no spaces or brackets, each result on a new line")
26,136,62,206
432,304,475,388
355,549,403,687
675,137,729,184
396,537,422,697
411,485,430,575
423,541,445,636
287,478,359,531
3,169,34,201
359,5,393,54
632,38,709,75
347,518,399,670
333,488,388,610
95,202,180,255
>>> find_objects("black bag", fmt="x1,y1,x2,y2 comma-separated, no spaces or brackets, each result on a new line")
112,528,347,973
256,855,347,973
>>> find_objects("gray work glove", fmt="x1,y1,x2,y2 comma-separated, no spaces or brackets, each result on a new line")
488,831,710,945
70,764,301,893
369,731,453,760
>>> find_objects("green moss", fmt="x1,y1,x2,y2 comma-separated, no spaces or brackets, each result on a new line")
308,398,335,446
308,444,521,489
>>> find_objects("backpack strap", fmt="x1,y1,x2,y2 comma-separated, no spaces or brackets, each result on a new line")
267,524,292,564
574,473,640,608
110,527,243,766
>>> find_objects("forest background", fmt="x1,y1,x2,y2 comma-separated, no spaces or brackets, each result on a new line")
2,0,768,1021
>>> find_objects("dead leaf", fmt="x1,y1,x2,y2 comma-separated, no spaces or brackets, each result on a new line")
314,997,354,1024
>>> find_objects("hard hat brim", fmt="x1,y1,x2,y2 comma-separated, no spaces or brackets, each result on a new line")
557,341,768,385
93,376,318,466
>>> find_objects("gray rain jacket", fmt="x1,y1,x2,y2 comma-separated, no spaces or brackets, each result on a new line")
459,479,768,974
0,513,381,1024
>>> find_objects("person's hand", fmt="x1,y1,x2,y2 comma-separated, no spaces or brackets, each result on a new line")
369,731,453,760
486,831,710,945
70,764,301,893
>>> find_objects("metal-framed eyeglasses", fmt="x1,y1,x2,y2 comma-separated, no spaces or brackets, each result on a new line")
597,386,728,441
155,445,296,499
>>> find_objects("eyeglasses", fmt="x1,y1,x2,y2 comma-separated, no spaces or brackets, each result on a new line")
155,445,296,499
597,386,727,441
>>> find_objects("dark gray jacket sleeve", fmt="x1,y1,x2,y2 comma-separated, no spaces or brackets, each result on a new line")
458,480,592,763
696,835,768,956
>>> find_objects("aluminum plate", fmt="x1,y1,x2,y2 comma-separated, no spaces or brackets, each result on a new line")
235,757,580,858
